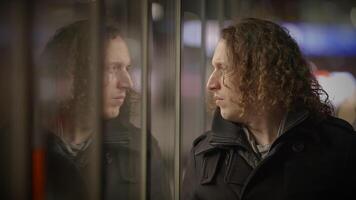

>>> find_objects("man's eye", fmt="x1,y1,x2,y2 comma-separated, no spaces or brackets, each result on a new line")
216,63,226,70
221,64,227,70
105,66,117,74
114,65,121,70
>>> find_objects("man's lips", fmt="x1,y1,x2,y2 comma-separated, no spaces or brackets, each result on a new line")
111,95,125,105
113,95,125,100
214,95,224,101
214,95,224,105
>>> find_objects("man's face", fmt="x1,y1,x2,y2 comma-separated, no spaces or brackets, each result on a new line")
207,39,245,123
103,36,133,119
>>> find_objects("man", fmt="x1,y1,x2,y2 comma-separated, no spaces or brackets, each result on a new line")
182,18,356,200
41,20,170,200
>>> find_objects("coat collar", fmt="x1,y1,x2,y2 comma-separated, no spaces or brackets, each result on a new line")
195,108,313,156
210,108,250,149
104,119,132,146
282,109,309,135
103,120,149,154
195,109,250,155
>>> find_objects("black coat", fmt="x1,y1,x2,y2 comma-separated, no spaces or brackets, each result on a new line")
182,109,356,200
47,120,171,200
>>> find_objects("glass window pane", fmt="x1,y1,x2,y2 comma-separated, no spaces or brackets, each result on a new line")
33,1,102,200
103,0,146,199
147,1,178,199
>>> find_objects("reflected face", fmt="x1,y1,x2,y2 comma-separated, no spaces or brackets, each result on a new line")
103,36,133,119
207,39,244,123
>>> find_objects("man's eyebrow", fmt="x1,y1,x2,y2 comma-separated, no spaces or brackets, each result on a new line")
107,61,131,66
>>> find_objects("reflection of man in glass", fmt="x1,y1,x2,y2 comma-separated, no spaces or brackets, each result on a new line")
182,18,356,200
102,34,132,119
41,20,170,200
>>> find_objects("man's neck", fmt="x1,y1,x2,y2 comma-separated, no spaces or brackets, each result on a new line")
58,120,93,145
244,108,286,145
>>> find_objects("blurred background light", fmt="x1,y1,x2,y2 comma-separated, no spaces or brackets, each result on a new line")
316,71,356,107
184,20,356,57
283,23,356,56
351,7,356,27
152,2,164,21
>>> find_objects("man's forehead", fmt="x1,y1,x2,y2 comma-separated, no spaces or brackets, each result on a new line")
212,40,229,64
106,37,131,64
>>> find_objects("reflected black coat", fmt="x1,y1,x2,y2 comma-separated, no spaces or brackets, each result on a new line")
182,110,356,200
47,120,171,200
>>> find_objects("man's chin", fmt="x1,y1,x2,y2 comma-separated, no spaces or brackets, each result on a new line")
219,108,231,120
220,108,241,123
103,108,120,120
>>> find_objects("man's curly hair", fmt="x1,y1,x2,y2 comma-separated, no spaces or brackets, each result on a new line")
220,18,333,118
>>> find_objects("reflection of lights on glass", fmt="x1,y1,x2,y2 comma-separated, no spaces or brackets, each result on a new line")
152,3,164,21
350,7,356,27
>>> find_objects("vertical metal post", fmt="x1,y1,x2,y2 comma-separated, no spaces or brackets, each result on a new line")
10,0,32,199
141,0,149,199
174,0,181,199
200,0,207,135
87,1,104,200
218,0,225,28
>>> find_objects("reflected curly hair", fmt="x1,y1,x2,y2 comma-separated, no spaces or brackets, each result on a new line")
221,18,333,118
40,20,137,126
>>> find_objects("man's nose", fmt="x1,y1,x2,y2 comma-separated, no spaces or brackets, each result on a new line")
206,71,220,91
118,70,133,89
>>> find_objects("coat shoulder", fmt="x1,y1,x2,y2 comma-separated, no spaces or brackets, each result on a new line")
323,116,355,132
320,116,356,139
316,116,356,151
